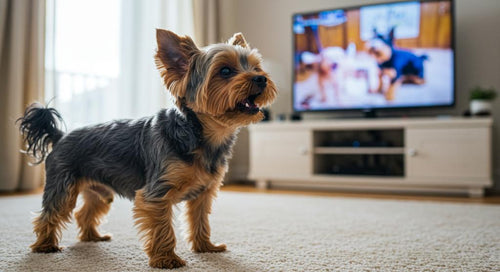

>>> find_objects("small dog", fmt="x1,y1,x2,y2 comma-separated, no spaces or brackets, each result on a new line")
366,27,427,101
18,29,277,269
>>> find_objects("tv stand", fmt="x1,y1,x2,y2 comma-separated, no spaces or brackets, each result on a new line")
248,117,492,197
362,109,377,118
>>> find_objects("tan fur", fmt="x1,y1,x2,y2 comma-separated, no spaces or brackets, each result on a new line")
160,158,226,201
155,29,277,121
227,32,249,48
31,184,80,253
402,75,425,85
193,50,277,118
133,189,185,269
185,183,226,253
155,30,199,100
385,79,402,101
192,50,245,115
31,180,115,252
75,183,114,242
133,158,228,268
197,113,242,146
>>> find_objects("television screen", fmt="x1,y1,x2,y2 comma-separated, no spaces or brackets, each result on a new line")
292,0,454,112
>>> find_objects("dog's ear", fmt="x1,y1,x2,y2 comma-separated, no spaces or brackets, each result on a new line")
156,29,199,76
388,27,396,44
227,32,249,48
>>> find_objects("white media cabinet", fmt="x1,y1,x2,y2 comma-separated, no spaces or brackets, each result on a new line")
248,117,493,197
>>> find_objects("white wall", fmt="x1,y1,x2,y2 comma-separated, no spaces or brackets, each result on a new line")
221,0,500,190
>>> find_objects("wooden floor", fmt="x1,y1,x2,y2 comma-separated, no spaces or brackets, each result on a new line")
0,187,43,197
221,184,500,204
2,184,500,204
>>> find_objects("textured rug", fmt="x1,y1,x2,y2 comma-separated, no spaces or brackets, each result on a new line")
1,191,499,271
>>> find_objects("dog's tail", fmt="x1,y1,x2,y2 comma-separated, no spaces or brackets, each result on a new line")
17,103,65,164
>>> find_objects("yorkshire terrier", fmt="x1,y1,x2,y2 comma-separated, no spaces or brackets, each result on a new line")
367,27,427,101
18,29,277,269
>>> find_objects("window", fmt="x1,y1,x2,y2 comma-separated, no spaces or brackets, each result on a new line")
45,0,194,130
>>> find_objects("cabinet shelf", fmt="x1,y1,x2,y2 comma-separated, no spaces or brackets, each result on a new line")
314,147,405,155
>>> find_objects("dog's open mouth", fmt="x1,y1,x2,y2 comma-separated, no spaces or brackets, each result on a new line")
236,94,260,115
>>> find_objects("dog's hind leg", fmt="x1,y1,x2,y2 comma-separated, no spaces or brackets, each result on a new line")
403,75,425,85
30,175,80,253
75,183,114,242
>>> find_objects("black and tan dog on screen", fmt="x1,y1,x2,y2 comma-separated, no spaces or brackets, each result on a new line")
18,29,277,269
367,27,427,101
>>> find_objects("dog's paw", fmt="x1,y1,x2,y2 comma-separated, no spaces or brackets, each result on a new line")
31,245,62,253
194,242,227,253
149,255,186,269
80,234,112,242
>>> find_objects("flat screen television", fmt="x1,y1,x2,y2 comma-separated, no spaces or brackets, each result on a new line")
292,0,455,114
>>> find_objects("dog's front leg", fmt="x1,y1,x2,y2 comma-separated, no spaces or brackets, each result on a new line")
385,79,402,102
133,189,186,269
186,185,227,253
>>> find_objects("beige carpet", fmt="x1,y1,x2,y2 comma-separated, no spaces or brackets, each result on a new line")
1,191,499,271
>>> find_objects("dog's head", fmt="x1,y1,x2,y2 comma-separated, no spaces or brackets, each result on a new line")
366,27,395,64
155,29,277,126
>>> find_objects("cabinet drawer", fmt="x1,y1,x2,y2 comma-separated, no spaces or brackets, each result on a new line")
406,128,490,179
249,130,311,179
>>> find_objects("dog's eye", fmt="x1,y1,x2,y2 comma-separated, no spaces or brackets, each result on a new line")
254,67,262,72
220,67,233,78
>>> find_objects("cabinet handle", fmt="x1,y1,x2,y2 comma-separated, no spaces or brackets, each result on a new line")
299,147,309,155
408,148,418,157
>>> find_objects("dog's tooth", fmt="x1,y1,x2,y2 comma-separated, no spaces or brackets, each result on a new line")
245,102,249,107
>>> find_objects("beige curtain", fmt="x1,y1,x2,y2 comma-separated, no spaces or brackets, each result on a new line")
192,0,221,46
0,0,45,191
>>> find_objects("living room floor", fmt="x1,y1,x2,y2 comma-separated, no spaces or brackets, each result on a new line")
1,184,499,271
2,184,500,204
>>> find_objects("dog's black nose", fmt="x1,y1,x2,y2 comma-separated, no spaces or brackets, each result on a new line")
252,75,267,88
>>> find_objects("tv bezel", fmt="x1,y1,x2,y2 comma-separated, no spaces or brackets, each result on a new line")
291,0,456,114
